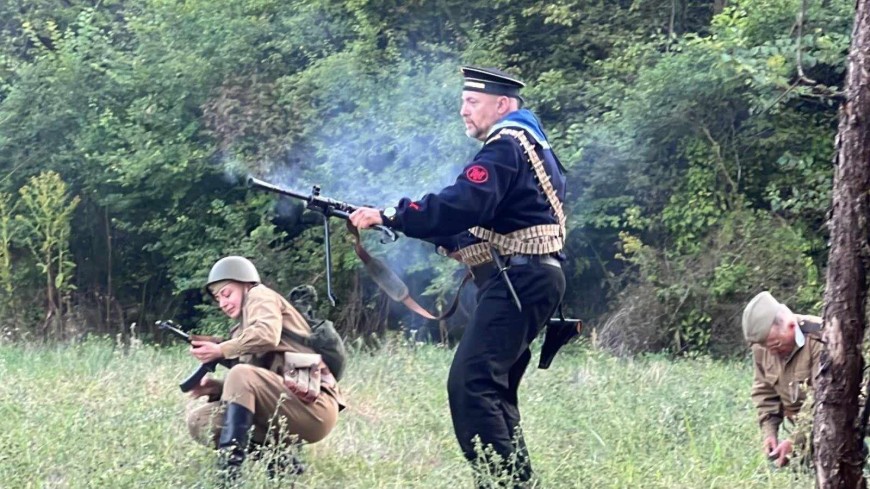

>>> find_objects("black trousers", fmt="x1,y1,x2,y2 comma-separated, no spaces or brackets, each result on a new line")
447,258,566,485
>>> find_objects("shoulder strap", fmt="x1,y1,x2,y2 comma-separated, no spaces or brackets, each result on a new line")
279,320,316,345
346,221,471,321
496,128,566,235
467,128,566,255
799,319,823,334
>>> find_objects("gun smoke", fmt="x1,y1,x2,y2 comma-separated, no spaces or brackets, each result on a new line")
215,59,479,333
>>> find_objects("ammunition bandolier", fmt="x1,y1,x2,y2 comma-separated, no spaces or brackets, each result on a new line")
451,128,567,266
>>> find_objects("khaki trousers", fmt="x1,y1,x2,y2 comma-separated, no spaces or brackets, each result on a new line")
186,363,338,447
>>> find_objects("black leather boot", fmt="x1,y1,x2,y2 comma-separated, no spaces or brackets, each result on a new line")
538,317,582,369
218,403,254,482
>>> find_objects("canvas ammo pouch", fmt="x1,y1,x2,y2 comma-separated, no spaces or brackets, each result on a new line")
281,319,347,381
283,352,323,404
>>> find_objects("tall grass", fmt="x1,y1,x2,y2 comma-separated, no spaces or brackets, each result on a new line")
0,338,812,488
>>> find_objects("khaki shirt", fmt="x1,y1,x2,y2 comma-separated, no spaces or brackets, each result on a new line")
219,284,317,373
750,314,824,440
204,284,345,408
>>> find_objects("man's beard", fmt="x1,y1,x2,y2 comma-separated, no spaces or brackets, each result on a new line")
465,126,486,141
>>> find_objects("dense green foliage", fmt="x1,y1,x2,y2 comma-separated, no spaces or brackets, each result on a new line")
0,0,852,354
0,338,814,487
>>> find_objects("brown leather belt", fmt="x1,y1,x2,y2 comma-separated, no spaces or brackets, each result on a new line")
471,254,561,288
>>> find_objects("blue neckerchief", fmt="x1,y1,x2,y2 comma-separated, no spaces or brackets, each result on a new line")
486,109,550,149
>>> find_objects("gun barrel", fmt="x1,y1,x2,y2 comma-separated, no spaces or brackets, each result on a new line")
247,176,309,201
157,320,191,343
247,176,398,242
247,176,354,214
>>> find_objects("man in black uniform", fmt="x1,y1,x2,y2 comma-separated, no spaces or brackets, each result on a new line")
350,66,568,487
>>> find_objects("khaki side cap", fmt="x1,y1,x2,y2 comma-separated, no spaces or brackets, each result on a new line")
742,291,781,343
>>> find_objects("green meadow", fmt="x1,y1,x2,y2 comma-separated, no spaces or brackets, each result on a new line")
0,338,813,488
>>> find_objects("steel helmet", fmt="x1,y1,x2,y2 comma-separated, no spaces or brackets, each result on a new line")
206,256,261,292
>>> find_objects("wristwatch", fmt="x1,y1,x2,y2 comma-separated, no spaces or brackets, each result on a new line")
383,207,397,221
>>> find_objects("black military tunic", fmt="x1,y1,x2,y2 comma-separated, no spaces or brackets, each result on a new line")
383,113,566,252
382,106,568,484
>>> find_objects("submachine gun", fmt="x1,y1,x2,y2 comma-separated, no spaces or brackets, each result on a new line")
248,176,472,320
247,176,397,306
246,176,582,368
158,320,236,392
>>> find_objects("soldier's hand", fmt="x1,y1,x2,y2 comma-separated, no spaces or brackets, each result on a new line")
762,435,778,456
189,375,221,399
190,340,224,363
349,207,383,229
769,439,793,467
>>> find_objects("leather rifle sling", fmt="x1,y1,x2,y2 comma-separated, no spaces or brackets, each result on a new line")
346,221,471,321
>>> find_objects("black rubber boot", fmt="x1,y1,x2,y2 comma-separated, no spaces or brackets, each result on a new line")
218,403,254,483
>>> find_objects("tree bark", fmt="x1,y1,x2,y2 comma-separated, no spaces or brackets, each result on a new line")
814,1,870,488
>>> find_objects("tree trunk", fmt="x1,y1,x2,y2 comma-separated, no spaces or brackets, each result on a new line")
106,205,112,329
813,1,870,487
713,0,727,15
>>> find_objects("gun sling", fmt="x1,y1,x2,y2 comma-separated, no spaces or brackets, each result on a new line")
346,221,471,321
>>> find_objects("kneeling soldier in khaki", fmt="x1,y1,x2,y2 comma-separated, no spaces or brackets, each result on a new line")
185,256,345,480
742,291,823,468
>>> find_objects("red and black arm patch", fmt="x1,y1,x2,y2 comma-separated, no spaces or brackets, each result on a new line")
464,164,489,184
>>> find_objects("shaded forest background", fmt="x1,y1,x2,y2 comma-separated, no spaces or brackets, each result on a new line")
0,0,852,356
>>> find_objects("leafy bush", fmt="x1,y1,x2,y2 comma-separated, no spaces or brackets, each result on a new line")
600,208,822,356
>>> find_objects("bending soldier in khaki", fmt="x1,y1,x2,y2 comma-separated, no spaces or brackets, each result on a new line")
185,256,345,479
742,291,823,468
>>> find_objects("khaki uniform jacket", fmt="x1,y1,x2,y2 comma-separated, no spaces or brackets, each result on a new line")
219,284,315,367
216,284,345,406
751,315,824,440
